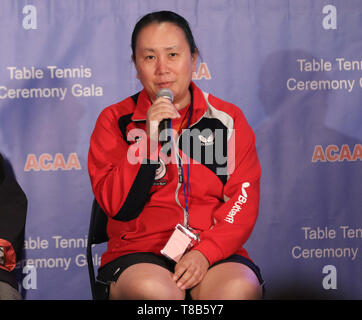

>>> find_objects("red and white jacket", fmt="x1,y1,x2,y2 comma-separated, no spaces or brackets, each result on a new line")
88,82,261,267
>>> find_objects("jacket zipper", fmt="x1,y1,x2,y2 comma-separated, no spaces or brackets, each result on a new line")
174,111,206,228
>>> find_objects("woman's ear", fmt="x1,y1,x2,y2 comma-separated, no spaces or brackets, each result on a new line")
191,50,198,73
132,55,140,80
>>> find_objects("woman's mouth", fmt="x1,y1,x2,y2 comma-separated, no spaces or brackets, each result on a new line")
157,82,173,88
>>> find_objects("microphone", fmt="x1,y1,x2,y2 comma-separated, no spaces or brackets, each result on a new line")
156,88,174,143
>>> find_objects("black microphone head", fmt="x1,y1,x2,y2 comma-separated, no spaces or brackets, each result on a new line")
156,88,174,102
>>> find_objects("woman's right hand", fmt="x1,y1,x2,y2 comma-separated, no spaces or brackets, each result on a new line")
146,97,180,141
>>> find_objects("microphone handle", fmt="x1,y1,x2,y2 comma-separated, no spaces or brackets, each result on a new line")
159,118,171,132
159,118,172,144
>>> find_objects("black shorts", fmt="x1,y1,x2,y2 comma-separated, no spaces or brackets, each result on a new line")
96,252,264,299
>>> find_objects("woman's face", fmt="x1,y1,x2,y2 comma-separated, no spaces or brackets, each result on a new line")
133,22,198,109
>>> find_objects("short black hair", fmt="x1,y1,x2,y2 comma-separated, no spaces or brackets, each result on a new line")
131,10,197,60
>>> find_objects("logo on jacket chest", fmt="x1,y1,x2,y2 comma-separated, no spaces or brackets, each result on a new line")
198,132,215,146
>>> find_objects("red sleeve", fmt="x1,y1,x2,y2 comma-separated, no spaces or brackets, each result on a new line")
192,108,261,265
88,105,160,220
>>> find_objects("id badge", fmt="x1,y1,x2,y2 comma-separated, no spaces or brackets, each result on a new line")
161,224,198,262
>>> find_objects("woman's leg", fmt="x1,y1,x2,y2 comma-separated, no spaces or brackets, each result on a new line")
109,263,185,300
190,262,262,300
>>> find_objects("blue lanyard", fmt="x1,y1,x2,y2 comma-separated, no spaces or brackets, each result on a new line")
178,100,193,217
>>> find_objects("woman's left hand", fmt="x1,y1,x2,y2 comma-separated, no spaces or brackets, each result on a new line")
173,250,210,290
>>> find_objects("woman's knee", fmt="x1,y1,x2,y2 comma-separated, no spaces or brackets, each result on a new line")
111,276,185,300
223,277,262,299
193,277,261,300
109,264,185,300
191,262,262,300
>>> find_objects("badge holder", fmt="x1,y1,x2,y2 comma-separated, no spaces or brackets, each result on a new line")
161,224,198,262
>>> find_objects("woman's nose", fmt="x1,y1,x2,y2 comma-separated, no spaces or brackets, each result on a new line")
156,56,169,74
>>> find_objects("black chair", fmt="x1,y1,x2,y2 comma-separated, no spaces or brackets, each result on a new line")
86,199,109,300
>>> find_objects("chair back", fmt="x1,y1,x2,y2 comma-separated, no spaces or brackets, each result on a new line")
87,199,108,299
88,199,109,245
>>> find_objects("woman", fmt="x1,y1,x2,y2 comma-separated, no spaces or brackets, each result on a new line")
88,10,263,300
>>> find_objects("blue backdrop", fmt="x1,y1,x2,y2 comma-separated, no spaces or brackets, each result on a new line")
0,0,361,299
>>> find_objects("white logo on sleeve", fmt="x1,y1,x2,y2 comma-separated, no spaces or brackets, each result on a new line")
224,182,250,224
241,182,250,197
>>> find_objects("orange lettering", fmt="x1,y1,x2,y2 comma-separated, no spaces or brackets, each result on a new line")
52,153,67,170
66,153,81,170
339,144,352,162
312,145,326,162
24,152,82,172
352,144,362,161
39,153,53,171
325,145,338,162
197,62,211,80
192,62,211,80
24,154,39,171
